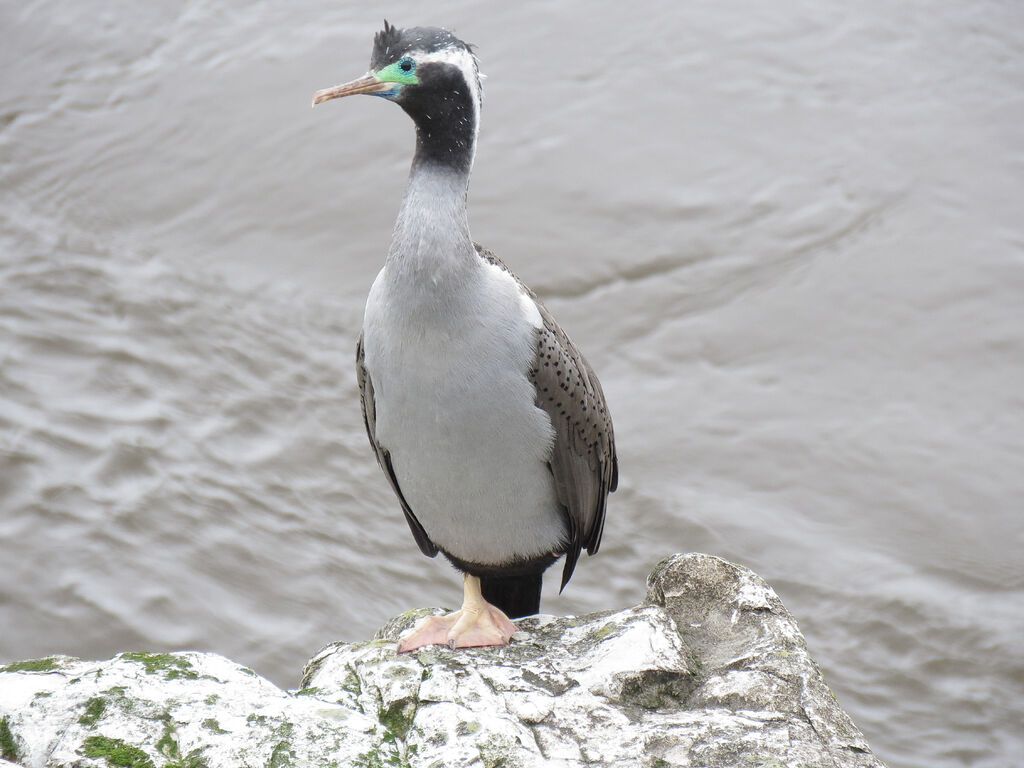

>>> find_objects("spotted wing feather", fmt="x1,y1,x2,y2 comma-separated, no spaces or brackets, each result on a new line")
356,333,438,557
475,244,618,590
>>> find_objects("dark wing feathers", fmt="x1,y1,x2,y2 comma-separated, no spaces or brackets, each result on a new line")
475,244,618,590
531,303,618,590
356,333,438,557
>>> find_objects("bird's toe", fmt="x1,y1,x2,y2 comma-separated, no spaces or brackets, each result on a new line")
395,604,517,652
396,615,456,653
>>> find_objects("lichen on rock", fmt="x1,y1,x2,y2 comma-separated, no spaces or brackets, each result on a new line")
0,553,884,767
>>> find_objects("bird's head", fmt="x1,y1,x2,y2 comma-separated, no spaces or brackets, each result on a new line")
313,21,482,126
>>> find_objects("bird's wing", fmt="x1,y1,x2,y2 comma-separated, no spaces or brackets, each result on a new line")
356,333,439,557
475,244,618,590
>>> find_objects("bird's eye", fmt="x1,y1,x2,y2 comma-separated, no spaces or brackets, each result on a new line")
399,57,415,73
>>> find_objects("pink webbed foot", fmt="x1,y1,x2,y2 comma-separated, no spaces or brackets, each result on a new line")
396,574,518,652
396,606,517,652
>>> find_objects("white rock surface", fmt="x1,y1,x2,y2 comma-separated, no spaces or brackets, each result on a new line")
0,554,884,767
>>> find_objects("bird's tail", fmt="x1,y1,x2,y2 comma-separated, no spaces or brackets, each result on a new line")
480,572,542,619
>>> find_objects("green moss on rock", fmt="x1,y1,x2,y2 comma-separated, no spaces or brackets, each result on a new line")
78,696,108,726
201,718,228,734
0,715,19,762
268,740,295,768
377,701,415,740
155,720,178,759
80,735,155,768
352,750,386,768
2,656,60,673
165,753,208,768
120,652,198,680
341,667,363,697
153,719,208,768
91,685,139,718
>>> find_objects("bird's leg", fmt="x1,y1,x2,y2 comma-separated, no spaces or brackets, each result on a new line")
445,573,519,645
396,573,518,653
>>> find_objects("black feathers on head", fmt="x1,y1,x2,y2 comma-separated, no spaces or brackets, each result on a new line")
370,20,474,71
367,20,482,174
371,20,405,67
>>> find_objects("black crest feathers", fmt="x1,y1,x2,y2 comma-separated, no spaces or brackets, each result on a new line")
369,21,475,72
372,20,404,66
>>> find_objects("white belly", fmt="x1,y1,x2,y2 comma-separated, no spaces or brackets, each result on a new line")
362,259,563,564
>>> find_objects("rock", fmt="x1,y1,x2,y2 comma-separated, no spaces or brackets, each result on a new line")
0,553,883,767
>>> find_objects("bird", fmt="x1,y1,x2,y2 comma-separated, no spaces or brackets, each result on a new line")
313,21,617,652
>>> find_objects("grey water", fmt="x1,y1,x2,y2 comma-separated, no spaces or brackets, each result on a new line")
2,1,1023,766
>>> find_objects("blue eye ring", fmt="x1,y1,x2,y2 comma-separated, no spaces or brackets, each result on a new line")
398,57,415,73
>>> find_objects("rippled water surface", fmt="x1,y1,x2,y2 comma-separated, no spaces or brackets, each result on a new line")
2,2,1023,766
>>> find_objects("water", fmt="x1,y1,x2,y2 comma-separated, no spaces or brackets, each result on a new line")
2,2,1023,766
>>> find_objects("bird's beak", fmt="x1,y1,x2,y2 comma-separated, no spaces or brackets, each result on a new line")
312,73,391,107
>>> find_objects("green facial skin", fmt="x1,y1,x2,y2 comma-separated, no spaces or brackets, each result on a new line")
375,59,419,87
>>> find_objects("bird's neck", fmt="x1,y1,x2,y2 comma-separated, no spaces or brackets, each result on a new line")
388,152,475,281
387,83,481,283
